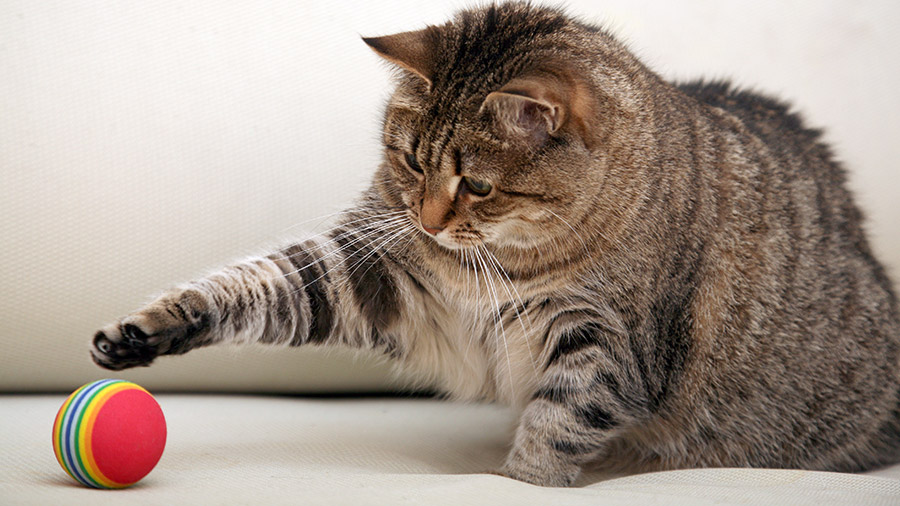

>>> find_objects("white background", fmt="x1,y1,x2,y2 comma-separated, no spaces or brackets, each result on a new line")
2,0,898,391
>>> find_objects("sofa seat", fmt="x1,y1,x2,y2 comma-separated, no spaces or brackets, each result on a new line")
3,394,900,505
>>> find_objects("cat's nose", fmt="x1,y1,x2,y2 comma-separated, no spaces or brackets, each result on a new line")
422,224,444,235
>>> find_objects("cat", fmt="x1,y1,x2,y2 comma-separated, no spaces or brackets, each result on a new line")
91,3,900,487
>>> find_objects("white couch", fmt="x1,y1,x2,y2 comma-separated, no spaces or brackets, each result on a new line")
3,1,899,504
4,395,900,505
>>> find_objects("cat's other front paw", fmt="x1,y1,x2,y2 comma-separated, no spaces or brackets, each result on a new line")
494,464,578,488
496,450,582,487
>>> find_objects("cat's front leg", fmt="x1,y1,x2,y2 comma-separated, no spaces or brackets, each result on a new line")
91,243,326,370
499,315,651,486
92,214,412,370
89,244,317,370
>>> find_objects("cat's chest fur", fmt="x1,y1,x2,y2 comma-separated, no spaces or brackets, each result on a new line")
394,267,559,408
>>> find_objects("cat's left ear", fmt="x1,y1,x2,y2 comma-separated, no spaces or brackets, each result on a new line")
363,27,440,87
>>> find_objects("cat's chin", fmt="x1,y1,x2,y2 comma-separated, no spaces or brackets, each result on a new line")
427,236,474,251
424,232,538,252
421,232,492,251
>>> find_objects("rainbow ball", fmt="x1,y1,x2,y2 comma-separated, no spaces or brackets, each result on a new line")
52,379,166,489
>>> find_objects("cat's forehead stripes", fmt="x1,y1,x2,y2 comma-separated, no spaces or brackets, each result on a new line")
424,122,456,172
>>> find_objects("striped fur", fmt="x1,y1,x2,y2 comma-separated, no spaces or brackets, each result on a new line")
92,3,900,487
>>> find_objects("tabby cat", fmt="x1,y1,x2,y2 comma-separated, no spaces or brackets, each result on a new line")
92,3,900,486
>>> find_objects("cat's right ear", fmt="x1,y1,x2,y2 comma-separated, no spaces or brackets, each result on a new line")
480,78,567,149
481,74,605,150
362,27,441,87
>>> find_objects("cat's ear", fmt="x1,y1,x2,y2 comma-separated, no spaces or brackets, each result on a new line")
480,77,568,148
362,27,440,87
481,74,604,149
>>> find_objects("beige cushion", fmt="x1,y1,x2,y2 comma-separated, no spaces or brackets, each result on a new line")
4,395,900,504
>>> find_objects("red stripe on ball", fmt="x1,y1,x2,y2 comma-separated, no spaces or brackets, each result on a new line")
91,389,167,485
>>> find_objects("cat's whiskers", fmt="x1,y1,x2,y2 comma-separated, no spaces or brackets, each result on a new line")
325,219,412,278
460,247,483,358
472,245,515,399
275,209,408,257
545,209,590,257
285,210,410,260
276,208,350,238
282,216,411,292
278,208,400,238
291,220,413,304
480,244,538,374
292,214,410,269
344,220,418,288
277,216,409,279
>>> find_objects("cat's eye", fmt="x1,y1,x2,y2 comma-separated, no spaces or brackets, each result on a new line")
463,176,492,196
404,152,423,174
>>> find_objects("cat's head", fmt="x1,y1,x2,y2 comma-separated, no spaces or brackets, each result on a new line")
366,4,639,254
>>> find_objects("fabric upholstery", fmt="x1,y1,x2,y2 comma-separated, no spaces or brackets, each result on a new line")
4,395,900,505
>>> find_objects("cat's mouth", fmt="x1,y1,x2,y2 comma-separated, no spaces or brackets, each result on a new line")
423,229,475,250
418,224,487,250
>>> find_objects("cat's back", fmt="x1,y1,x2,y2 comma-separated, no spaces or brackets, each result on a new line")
664,79,900,471
677,80,823,155
679,79,898,307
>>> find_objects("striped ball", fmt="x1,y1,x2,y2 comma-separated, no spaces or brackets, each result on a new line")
52,379,167,489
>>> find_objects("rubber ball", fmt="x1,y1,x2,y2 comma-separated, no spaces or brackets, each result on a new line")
52,379,167,488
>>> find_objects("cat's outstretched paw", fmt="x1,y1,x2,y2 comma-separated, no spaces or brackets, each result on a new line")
91,319,161,370
91,290,213,370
